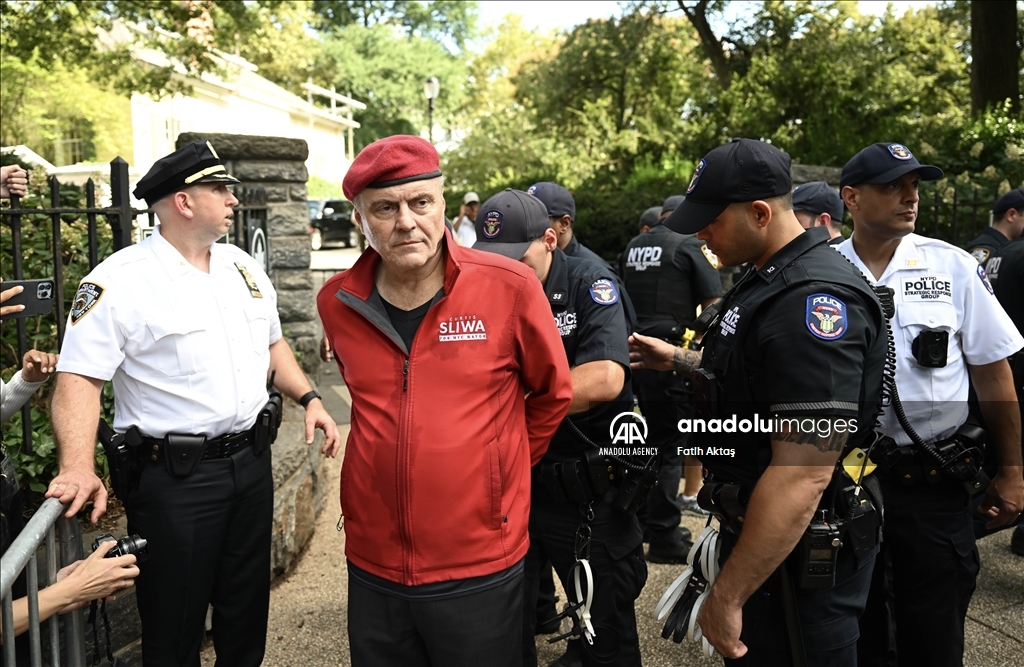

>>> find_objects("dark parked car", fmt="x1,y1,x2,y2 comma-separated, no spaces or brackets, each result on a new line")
308,198,359,249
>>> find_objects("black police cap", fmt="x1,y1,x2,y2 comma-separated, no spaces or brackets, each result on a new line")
792,181,844,222
639,206,662,230
133,141,240,206
993,187,1024,217
473,189,552,260
661,195,685,213
665,138,792,234
527,182,575,220
839,143,942,190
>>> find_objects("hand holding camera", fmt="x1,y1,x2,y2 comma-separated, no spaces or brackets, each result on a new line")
49,536,143,614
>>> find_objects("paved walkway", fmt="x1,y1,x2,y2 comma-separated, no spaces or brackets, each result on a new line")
204,357,1023,667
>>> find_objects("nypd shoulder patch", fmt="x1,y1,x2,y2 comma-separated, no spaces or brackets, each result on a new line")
806,293,847,340
700,244,721,269
976,263,994,295
589,279,619,305
71,282,105,325
969,247,990,264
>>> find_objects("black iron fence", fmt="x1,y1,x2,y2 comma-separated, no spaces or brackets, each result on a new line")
917,183,999,249
1,157,267,455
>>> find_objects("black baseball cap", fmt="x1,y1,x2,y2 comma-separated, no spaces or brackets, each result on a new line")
792,181,844,222
661,195,685,213
639,206,662,229
473,189,551,259
840,142,943,190
527,181,575,219
133,141,240,206
665,138,792,234
993,187,1024,217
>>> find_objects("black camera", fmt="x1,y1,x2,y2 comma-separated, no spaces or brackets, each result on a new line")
92,533,150,562
912,328,948,368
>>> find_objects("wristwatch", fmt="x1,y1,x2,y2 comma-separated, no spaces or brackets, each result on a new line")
299,390,321,408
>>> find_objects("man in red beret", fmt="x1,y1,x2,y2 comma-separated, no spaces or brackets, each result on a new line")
317,135,573,666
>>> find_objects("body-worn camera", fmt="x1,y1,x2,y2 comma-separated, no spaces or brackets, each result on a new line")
92,533,150,562
797,514,842,589
912,328,948,368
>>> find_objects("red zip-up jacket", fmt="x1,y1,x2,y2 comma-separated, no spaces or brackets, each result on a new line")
317,235,573,586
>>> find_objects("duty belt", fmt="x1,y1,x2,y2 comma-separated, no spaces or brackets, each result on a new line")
139,428,254,464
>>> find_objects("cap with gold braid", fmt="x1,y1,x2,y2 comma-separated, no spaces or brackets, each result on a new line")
133,141,241,207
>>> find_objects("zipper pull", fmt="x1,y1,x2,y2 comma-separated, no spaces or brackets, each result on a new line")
336,513,344,531
403,359,409,391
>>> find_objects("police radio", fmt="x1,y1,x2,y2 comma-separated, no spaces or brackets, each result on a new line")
797,511,842,589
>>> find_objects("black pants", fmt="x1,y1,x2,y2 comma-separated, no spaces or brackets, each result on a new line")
719,530,876,667
522,490,646,667
634,369,693,546
857,476,979,667
126,445,273,667
348,567,524,667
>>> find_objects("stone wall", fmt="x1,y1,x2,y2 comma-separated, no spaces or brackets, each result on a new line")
791,164,842,186
176,132,327,576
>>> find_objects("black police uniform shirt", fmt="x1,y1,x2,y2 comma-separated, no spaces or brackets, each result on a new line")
988,237,1024,337
696,228,886,486
622,223,723,339
543,248,633,461
565,235,613,273
564,234,638,330
965,226,1011,267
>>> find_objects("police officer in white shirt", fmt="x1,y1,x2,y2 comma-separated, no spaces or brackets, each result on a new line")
44,141,341,667
837,142,1024,667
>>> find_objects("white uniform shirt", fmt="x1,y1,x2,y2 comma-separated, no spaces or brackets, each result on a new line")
57,226,282,438
838,233,1023,445
454,215,477,247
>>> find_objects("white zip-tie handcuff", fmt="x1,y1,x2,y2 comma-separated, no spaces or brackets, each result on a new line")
655,522,720,658
570,559,596,643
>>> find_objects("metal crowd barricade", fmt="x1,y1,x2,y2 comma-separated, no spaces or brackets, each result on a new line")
1,498,85,666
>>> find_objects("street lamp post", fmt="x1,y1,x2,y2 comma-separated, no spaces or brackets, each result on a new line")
423,76,440,144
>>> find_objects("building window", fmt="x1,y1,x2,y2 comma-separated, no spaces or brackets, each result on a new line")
53,123,84,166
164,117,181,144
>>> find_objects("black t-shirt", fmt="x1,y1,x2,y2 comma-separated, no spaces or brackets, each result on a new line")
380,295,434,350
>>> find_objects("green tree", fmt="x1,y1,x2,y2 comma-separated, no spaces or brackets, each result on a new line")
441,16,560,200
315,23,468,149
0,0,269,97
310,0,478,52
0,57,132,164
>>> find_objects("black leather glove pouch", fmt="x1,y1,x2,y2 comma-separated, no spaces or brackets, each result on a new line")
164,434,207,478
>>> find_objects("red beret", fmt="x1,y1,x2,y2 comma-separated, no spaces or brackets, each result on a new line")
343,135,442,201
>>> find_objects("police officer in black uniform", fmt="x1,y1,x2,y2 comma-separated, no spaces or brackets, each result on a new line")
988,236,1024,555
633,139,886,665
528,182,636,333
528,182,610,269
474,189,645,667
793,180,845,245
622,194,723,563
964,187,1024,268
